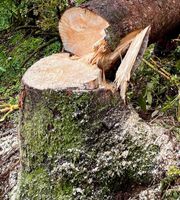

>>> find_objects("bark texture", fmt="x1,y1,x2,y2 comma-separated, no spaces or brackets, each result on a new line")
81,0,180,49
17,85,119,199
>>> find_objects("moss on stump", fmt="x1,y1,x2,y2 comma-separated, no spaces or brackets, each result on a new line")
17,53,120,199
19,87,120,199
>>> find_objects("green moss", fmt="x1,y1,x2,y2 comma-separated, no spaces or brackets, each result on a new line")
19,168,52,199
21,91,90,170
18,88,163,199
8,32,25,46
0,30,61,106
52,182,72,200
19,168,73,200
21,90,117,168
0,32,43,99
0,0,17,31
18,89,120,199
43,41,61,56
167,166,180,176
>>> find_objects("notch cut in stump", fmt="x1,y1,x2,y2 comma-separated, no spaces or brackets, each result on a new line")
17,53,120,199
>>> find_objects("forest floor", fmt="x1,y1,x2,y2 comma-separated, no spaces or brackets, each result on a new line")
0,28,179,199
0,116,19,200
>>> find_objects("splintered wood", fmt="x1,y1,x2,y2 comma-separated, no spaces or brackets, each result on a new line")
59,7,151,100
115,26,151,101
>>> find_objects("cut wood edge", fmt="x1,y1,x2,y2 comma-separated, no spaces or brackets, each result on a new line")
109,30,142,65
114,26,151,101
69,30,143,74
22,53,102,91
59,7,152,100
59,7,109,57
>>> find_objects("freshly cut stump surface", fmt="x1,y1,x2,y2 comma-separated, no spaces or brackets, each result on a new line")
23,53,102,90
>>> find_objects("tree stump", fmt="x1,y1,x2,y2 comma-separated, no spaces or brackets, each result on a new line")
17,53,120,199
15,1,180,198
16,53,178,200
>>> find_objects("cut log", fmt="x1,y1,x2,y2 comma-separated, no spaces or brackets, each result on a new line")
59,0,180,100
59,0,180,55
16,53,178,199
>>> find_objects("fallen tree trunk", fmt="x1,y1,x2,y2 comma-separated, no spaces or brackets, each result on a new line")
16,53,178,199
59,0,180,55
59,0,180,100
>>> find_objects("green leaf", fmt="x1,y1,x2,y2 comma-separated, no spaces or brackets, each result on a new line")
147,91,152,105
0,66,6,72
138,95,146,111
